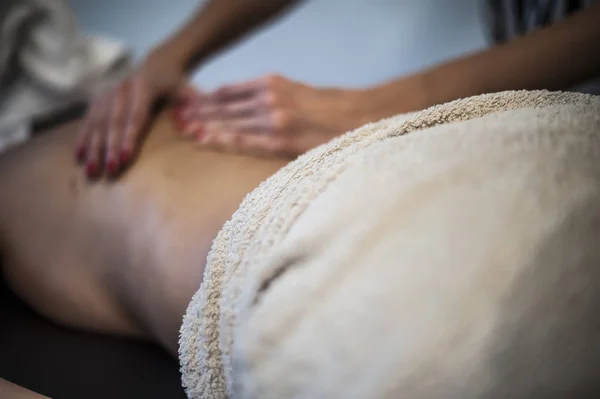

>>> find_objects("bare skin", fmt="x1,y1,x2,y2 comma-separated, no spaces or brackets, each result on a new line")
0,379,50,399
76,0,600,173
0,110,289,359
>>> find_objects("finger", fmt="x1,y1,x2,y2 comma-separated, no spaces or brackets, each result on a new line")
74,107,94,163
105,83,129,175
83,94,112,176
181,77,277,121
85,103,108,178
181,95,223,120
193,83,282,122
171,106,188,136
189,96,263,121
201,116,268,138
86,128,104,178
213,77,268,101
226,109,293,134
75,93,108,163
172,103,207,138
171,98,207,138
120,76,151,164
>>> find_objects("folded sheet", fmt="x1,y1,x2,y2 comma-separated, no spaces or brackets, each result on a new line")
0,0,131,152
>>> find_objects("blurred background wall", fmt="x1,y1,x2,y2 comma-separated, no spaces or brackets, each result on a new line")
70,0,489,90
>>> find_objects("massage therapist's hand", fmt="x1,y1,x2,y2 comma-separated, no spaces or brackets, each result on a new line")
74,49,185,178
173,74,394,157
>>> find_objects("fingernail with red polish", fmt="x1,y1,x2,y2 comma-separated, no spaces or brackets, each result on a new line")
107,159,119,176
176,118,187,131
75,147,86,163
86,162,98,178
172,111,187,131
196,127,205,141
120,150,131,165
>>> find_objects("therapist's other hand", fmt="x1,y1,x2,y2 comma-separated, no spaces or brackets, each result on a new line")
173,74,374,157
74,50,184,178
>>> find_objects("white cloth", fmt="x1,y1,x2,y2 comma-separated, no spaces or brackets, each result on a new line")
179,90,600,399
0,0,131,153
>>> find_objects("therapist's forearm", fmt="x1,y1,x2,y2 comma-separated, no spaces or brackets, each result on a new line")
367,2,600,115
426,2,600,103
151,0,303,75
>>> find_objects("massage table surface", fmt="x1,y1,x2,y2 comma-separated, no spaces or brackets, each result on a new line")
0,275,187,399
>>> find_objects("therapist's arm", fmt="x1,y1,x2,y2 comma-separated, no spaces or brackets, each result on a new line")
153,0,304,75
368,1,600,113
76,0,303,178
179,2,600,157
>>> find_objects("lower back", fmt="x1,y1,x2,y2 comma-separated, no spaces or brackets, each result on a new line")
0,112,288,352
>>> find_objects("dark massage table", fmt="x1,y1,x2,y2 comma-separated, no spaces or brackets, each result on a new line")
0,273,187,399
0,111,187,399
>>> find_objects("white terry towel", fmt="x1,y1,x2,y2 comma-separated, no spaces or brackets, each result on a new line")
179,90,600,399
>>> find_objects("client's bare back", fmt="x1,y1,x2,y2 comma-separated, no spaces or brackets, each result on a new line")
0,111,288,354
